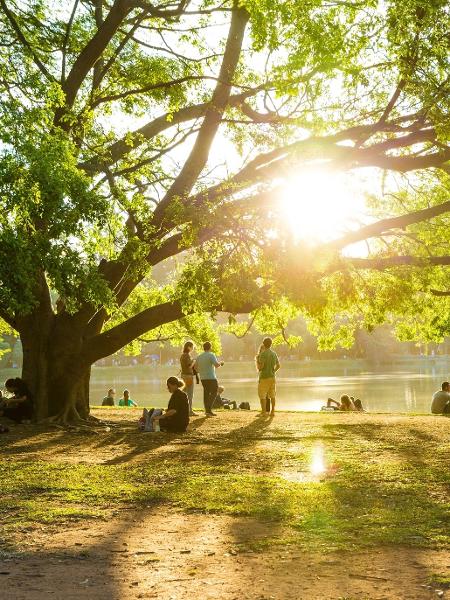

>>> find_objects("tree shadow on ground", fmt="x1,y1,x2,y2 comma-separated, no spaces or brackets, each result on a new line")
103,412,275,465
3,508,445,600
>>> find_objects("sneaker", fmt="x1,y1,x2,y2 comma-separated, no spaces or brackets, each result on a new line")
205,412,216,417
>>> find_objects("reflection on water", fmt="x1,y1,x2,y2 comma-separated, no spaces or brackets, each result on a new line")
89,359,447,413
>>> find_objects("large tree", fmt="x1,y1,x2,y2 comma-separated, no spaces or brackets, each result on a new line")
0,0,448,421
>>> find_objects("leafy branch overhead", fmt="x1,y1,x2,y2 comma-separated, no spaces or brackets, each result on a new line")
0,0,449,363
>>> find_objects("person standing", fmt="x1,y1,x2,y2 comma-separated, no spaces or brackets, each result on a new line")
195,341,224,416
431,381,450,414
256,337,280,415
180,341,198,416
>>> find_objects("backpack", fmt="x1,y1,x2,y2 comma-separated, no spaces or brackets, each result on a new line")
239,402,250,410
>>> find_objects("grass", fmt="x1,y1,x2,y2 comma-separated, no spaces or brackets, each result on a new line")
0,411,449,554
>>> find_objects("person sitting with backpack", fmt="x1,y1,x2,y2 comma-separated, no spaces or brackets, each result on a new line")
213,386,237,410
149,377,190,433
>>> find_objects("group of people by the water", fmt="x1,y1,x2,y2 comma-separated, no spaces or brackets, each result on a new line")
1,342,450,433
101,388,138,407
140,337,279,432
323,395,364,412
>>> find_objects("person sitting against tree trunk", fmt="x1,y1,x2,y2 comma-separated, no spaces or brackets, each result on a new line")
0,390,9,432
102,388,116,406
118,389,138,407
0,378,33,423
150,377,189,433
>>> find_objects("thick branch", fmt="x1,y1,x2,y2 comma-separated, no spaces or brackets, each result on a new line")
152,4,249,224
58,0,132,118
83,300,185,363
346,256,450,270
327,201,450,251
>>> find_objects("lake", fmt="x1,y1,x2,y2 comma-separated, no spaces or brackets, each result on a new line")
89,359,449,413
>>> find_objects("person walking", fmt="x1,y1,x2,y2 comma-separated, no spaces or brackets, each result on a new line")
180,341,198,416
195,341,224,416
256,337,280,415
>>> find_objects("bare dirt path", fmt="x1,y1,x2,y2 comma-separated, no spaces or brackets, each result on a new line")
2,511,449,600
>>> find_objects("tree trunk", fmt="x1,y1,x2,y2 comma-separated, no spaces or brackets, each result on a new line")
19,310,93,423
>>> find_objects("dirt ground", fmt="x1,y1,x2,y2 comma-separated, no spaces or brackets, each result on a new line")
2,511,449,600
1,410,449,599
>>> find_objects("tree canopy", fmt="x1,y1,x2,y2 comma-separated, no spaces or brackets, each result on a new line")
0,0,449,418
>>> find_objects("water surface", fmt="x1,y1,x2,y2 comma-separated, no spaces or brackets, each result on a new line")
89,359,448,413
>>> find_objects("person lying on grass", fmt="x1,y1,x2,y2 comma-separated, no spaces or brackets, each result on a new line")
150,377,190,433
0,378,33,423
326,395,356,411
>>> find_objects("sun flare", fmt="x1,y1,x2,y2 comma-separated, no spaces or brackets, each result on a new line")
279,169,367,244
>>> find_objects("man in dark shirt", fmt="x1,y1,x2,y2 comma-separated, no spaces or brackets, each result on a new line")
102,388,116,406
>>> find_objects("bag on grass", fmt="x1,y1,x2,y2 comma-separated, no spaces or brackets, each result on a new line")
239,402,250,410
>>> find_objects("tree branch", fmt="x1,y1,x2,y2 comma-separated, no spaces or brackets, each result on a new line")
79,91,256,174
345,255,450,270
57,0,133,121
151,4,249,225
0,0,54,81
326,201,450,251
61,0,80,82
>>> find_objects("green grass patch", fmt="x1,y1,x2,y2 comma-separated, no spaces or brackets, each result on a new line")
0,413,448,553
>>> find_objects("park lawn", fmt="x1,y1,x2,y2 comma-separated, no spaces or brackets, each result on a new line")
0,410,448,556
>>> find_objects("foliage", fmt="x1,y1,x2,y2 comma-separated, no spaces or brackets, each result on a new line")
0,0,448,386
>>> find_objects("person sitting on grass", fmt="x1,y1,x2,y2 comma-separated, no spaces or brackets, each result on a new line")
326,395,356,411
213,386,238,410
102,388,115,406
352,398,365,411
118,389,138,407
431,381,450,414
150,377,189,433
0,378,33,423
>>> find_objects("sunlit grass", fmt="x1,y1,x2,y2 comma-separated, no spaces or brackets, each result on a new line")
0,413,448,553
